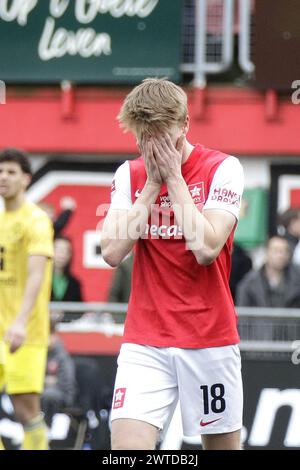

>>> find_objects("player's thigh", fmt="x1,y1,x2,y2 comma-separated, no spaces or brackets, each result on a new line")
201,429,241,450
176,344,243,439
5,344,47,395
111,343,178,446
111,418,159,450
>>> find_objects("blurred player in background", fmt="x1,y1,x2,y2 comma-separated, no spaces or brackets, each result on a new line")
0,148,53,450
101,79,244,450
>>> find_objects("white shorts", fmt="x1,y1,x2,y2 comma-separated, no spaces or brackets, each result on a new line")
111,343,243,437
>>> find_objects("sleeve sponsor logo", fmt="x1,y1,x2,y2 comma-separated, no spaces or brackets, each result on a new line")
211,187,241,207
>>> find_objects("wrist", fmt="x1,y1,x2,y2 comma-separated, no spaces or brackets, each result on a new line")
145,179,161,192
166,174,185,186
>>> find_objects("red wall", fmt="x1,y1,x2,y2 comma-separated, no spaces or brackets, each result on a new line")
0,86,299,156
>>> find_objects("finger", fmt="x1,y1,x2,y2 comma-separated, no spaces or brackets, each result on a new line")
149,146,160,170
146,151,162,181
10,336,23,353
152,138,166,157
152,150,168,177
152,140,170,167
151,140,162,162
145,142,158,170
164,133,176,151
155,136,172,158
147,141,157,164
176,134,185,154
10,343,19,354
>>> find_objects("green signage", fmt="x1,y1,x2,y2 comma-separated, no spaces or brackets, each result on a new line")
0,0,182,83
234,188,268,248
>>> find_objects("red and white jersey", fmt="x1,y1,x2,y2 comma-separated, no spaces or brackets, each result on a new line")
110,144,244,348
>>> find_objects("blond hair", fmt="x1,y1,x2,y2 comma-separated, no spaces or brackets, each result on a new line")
118,78,188,139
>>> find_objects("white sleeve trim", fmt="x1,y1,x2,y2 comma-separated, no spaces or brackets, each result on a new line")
110,161,132,210
203,156,244,220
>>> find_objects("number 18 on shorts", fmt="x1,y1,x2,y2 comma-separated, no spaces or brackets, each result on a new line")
111,343,243,436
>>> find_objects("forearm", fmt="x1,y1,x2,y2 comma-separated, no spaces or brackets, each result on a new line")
167,177,217,264
102,181,160,266
16,272,45,326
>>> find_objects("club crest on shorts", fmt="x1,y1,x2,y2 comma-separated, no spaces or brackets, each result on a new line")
113,388,126,409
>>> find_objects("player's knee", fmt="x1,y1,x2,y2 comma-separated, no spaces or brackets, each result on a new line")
11,396,40,425
202,430,241,450
13,406,33,424
111,434,156,450
111,422,157,450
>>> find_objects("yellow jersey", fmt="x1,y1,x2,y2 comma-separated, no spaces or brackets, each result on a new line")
0,201,53,346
